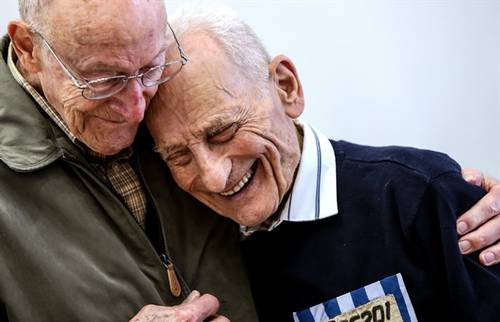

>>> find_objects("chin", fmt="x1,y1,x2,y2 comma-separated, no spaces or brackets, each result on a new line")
90,141,130,156
78,132,135,155
234,212,271,227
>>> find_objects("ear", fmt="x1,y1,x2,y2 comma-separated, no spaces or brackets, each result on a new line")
7,20,43,73
268,55,304,118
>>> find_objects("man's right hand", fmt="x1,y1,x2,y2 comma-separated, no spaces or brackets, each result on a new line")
130,291,230,322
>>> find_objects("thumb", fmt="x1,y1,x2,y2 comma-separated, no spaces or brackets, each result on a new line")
182,290,201,304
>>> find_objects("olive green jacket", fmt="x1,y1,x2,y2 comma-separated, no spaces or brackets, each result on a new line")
0,36,257,322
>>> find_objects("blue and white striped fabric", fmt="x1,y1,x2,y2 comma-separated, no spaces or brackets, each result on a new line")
293,273,418,322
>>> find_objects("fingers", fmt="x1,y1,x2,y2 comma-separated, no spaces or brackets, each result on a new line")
458,214,500,256
177,293,221,320
462,167,485,187
183,290,201,304
208,315,231,322
483,174,500,191
479,243,500,266
462,167,499,191
457,184,500,236
129,304,173,322
129,292,222,322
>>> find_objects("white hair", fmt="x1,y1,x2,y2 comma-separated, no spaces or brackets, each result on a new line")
18,0,52,33
170,4,272,86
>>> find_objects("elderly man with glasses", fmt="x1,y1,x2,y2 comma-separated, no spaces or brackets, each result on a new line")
0,1,256,321
0,1,499,322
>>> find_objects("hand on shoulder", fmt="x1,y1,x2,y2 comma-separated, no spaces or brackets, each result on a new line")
457,168,500,266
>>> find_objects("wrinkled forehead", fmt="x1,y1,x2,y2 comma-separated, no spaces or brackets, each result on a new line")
157,73,245,127
148,32,266,137
45,0,167,54
149,71,248,147
168,33,247,94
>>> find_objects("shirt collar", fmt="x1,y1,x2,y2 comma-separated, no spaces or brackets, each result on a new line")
241,119,339,236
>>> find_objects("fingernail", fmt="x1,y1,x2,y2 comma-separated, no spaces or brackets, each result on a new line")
465,176,475,183
186,290,200,301
482,252,496,265
459,240,472,254
457,221,468,235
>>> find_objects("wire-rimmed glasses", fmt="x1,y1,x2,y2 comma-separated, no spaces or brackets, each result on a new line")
36,23,188,100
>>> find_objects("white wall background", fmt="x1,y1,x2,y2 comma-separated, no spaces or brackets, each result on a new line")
1,0,499,177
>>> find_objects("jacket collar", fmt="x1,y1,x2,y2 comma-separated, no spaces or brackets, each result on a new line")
0,35,68,172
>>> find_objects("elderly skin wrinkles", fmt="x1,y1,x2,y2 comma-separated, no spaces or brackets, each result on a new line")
147,33,302,226
35,0,167,155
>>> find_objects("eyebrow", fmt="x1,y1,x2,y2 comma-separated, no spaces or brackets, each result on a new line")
155,143,187,157
158,117,230,155
194,105,246,137
194,117,230,138
156,105,246,155
76,44,169,76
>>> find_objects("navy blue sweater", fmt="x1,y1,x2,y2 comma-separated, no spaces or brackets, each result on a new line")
242,140,500,322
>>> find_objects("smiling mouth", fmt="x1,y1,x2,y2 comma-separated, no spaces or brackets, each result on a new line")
92,115,127,124
219,163,257,197
90,114,126,124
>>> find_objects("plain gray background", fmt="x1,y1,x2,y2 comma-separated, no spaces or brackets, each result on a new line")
1,0,499,177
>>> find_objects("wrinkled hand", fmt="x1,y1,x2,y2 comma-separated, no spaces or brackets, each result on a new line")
457,168,500,266
130,291,230,322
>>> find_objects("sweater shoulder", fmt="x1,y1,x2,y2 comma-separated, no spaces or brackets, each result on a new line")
331,140,461,181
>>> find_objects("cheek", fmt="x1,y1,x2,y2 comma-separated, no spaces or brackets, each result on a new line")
39,70,97,115
39,67,78,103
229,133,268,156
44,80,91,115
61,96,99,118
58,96,102,134
170,166,195,192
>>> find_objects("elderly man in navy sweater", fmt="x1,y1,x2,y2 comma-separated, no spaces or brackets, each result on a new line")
146,8,500,322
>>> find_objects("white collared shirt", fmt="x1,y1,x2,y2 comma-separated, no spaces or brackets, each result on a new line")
241,119,338,237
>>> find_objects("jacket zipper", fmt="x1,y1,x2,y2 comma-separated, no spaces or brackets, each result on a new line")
135,152,190,297
62,153,180,298
160,254,182,297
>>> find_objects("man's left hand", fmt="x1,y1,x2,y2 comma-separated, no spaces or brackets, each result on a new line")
457,168,500,266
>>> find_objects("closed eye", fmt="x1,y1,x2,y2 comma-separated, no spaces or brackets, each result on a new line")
208,123,239,144
166,150,192,167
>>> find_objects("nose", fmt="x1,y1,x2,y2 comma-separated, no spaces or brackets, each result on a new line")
111,79,148,123
192,145,231,193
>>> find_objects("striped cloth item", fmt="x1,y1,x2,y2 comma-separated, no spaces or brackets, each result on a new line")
293,273,418,322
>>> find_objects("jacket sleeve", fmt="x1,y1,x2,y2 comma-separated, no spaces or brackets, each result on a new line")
412,171,500,321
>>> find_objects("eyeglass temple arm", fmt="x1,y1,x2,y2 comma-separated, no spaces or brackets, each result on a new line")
167,23,188,64
36,32,88,89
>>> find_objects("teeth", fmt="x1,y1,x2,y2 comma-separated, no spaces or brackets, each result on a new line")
220,168,254,197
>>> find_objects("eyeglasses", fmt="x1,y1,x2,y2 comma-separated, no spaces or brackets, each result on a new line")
36,23,188,100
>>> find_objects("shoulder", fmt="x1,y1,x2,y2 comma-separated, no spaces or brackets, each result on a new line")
331,140,461,181
330,140,484,241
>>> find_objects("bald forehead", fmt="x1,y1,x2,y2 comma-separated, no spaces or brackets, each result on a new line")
46,0,166,46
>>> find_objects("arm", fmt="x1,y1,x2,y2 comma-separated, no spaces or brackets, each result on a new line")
458,168,500,265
